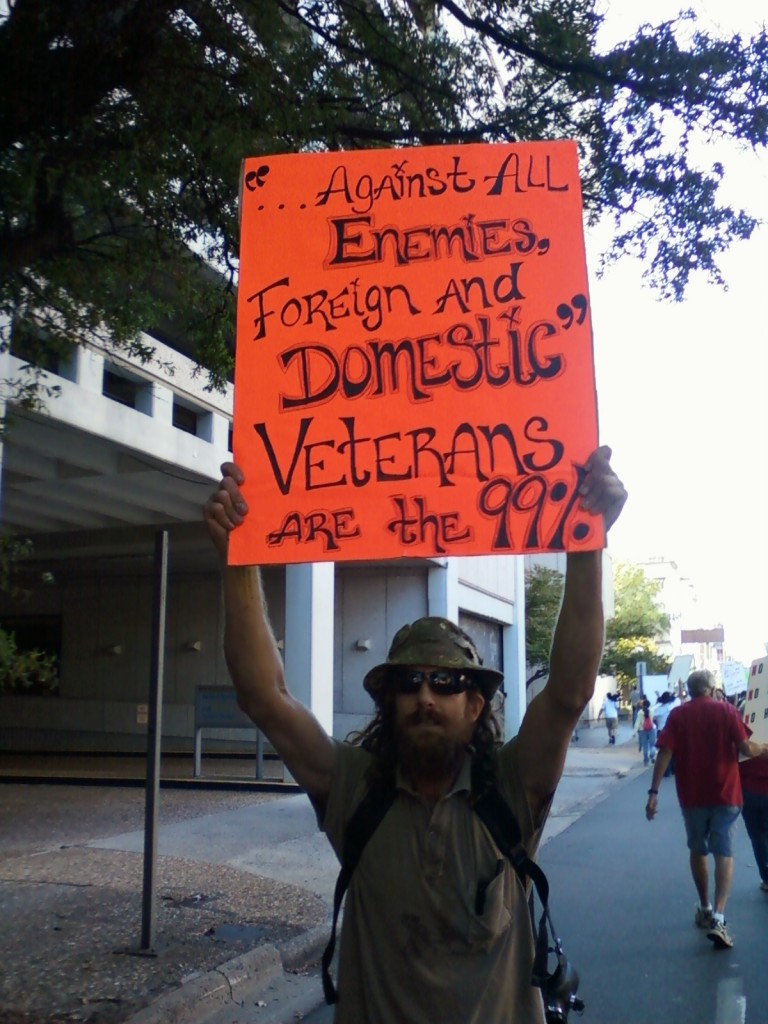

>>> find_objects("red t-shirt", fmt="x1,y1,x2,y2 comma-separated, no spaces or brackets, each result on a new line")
657,697,749,808
740,754,768,796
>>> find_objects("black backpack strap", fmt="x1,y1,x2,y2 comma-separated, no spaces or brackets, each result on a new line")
321,782,396,1004
473,787,555,989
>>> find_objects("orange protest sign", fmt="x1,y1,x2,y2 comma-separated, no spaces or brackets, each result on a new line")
231,141,601,566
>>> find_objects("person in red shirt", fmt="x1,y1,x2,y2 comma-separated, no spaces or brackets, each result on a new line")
739,755,768,893
645,669,768,950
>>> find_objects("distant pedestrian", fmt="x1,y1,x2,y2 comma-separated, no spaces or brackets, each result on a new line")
739,756,768,893
645,670,768,950
652,691,678,730
636,699,656,766
599,692,620,745
629,685,642,727
653,692,678,777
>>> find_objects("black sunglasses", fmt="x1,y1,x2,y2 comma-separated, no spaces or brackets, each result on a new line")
392,669,474,696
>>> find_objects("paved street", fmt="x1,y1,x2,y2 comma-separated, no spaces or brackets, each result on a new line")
538,767,767,1024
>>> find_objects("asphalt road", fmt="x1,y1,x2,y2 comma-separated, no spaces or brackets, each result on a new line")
302,769,767,1024
539,768,765,1024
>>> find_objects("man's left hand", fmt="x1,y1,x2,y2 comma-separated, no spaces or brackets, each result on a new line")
579,446,627,532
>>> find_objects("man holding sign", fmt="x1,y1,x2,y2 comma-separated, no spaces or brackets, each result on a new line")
203,444,626,1024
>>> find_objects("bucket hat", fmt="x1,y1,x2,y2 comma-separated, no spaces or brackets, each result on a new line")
363,616,503,701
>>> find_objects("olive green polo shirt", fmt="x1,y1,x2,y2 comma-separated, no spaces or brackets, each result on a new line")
321,738,547,1024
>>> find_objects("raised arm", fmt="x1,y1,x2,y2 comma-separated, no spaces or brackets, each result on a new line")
516,446,627,823
203,464,336,802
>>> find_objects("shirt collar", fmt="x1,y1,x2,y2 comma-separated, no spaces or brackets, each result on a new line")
395,753,473,800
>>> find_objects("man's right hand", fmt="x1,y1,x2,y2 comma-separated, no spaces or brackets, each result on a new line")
645,793,658,821
203,462,248,559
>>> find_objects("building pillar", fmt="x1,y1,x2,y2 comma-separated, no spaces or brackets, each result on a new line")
72,347,105,393
136,382,173,423
197,410,230,450
0,328,10,514
0,394,6,513
427,558,459,620
501,557,527,740
284,563,335,735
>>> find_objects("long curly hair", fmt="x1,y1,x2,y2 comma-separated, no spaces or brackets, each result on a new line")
348,688,504,802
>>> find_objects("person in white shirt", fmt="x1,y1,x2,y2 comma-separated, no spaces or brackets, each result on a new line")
599,692,620,745
652,692,679,776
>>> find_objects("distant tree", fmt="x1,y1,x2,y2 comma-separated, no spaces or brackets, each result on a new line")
2,1,768,395
525,564,564,688
601,563,671,692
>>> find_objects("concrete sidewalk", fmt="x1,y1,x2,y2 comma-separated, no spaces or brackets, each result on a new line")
542,728,642,844
0,722,645,1024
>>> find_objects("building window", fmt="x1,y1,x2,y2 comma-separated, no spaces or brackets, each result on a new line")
173,400,198,435
458,612,503,676
103,367,139,408
10,322,62,376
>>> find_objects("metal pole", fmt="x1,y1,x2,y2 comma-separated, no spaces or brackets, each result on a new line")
140,529,168,952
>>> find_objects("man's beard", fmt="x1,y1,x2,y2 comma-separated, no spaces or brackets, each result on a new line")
395,709,471,784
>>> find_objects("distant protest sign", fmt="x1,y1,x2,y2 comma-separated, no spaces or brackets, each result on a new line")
720,659,747,698
667,655,694,698
743,657,768,745
231,141,601,566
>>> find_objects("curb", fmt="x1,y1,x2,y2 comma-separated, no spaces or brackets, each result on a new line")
124,922,330,1024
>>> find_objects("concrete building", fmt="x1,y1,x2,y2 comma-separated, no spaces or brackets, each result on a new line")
0,329,528,755
634,556,698,661
635,556,727,676
680,626,726,678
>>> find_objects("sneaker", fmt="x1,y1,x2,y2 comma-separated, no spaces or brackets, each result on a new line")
707,918,734,949
694,905,713,929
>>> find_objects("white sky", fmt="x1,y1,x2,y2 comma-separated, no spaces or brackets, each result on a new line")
589,0,768,665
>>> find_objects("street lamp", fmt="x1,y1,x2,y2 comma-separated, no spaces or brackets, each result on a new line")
636,660,647,696
631,645,646,697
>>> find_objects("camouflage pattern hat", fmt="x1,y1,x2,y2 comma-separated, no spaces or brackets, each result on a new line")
363,616,504,701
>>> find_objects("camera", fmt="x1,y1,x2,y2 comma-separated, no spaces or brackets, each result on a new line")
539,951,585,1023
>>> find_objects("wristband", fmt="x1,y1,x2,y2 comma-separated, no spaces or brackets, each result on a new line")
647,788,658,796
